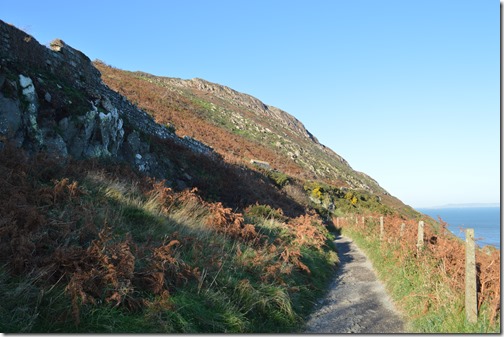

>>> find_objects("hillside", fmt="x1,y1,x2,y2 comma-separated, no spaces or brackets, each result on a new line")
1,19,477,333
96,64,384,192
94,62,418,216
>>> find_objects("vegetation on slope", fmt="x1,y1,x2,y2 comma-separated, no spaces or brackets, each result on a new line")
93,61,394,198
336,215,500,333
94,62,308,180
0,144,339,332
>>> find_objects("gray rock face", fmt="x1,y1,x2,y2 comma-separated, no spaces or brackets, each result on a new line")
0,93,21,138
43,132,68,158
96,108,124,156
1,73,125,160
58,117,79,146
57,105,125,159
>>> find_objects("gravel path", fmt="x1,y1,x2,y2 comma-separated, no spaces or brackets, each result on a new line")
303,235,406,333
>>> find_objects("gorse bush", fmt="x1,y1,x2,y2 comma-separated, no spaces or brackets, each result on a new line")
302,179,395,218
344,191,358,205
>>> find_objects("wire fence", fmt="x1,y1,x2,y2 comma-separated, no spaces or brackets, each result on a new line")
336,214,500,324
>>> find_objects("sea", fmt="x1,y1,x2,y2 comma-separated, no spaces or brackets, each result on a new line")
416,206,501,249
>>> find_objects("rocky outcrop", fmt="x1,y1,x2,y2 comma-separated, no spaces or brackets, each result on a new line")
140,75,319,143
0,71,126,159
0,19,217,177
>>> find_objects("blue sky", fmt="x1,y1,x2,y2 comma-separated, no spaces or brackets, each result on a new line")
2,0,500,208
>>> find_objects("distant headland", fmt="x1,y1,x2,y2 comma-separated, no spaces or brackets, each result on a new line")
421,203,500,209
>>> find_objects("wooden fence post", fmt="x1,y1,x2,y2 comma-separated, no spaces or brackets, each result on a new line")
465,228,477,323
379,216,384,241
362,216,365,225
416,221,424,251
400,223,405,238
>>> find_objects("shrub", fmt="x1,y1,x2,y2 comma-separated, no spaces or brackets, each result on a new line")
267,170,290,188
245,203,287,223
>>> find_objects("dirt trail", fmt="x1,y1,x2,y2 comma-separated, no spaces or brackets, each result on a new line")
303,235,406,333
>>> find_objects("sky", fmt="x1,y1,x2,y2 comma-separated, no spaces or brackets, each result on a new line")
1,0,500,208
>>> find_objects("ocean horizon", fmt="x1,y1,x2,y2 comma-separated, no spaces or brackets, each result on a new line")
416,206,500,248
